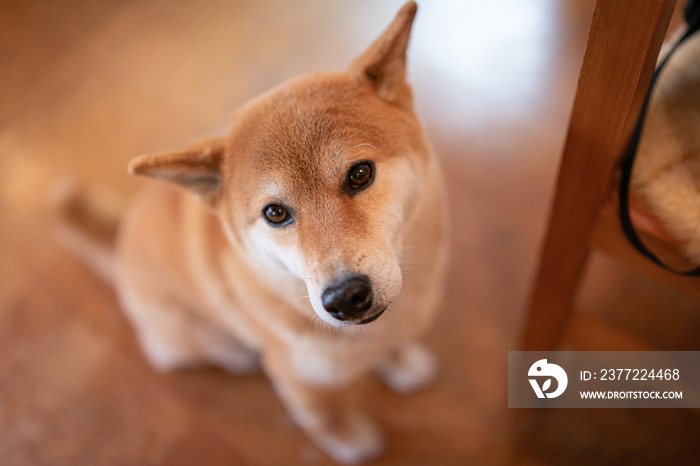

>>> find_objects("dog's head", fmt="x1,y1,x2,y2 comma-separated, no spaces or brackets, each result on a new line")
129,2,429,327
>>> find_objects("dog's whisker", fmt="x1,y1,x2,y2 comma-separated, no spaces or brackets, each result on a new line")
314,317,323,337
399,260,421,266
311,314,322,335
310,314,333,339
316,317,326,338
333,143,378,165
319,317,334,338
400,263,422,273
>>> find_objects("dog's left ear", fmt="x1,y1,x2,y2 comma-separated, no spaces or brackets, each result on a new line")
128,138,225,209
348,1,417,109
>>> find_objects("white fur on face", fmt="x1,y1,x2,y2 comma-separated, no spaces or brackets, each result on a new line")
234,154,419,327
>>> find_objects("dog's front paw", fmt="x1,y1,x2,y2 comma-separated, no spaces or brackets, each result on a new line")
375,341,438,394
304,411,384,464
216,346,261,374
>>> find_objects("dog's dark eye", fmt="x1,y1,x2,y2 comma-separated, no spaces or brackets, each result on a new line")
346,161,374,194
263,204,292,226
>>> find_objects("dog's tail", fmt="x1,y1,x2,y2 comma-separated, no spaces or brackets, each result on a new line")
51,178,124,283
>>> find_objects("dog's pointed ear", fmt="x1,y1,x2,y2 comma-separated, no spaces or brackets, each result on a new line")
348,1,417,109
128,138,225,208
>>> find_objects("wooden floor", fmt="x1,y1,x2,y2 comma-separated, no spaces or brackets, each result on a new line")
2,0,699,464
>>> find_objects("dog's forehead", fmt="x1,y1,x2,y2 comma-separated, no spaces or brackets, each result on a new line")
241,75,386,165
222,72,423,216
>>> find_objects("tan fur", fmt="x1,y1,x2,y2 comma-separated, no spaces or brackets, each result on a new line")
60,2,447,463
632,26,700,264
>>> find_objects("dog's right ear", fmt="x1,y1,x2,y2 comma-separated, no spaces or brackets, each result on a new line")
128,138,225,209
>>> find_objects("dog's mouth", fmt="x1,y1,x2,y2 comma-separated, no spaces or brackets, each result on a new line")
356,306,387,325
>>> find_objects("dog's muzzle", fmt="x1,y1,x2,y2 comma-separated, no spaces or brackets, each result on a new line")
321,274,380,323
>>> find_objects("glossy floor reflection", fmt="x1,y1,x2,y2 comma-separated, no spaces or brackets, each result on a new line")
1,0,699,464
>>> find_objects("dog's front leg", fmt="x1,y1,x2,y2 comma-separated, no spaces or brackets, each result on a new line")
264,352,384,464
375,340,438,394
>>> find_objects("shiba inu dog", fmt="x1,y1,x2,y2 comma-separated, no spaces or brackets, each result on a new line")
58,2,447,462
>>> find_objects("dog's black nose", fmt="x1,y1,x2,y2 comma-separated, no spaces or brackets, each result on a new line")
322,275,373,321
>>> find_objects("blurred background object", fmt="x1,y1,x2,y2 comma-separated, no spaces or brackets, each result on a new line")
1,0,699,464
